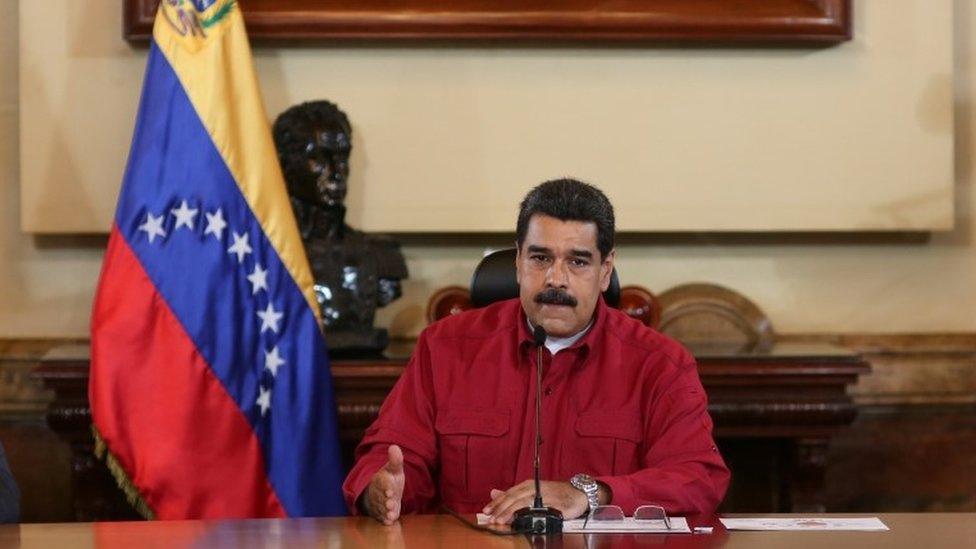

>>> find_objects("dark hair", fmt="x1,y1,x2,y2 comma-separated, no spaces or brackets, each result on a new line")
516,178,615,259
272,100,351,165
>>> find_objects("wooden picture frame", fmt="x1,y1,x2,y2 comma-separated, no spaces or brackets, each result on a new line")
124,0,852,45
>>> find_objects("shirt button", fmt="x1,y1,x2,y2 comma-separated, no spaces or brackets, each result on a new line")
544,387,553,396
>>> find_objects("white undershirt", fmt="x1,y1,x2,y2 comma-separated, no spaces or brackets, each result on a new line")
528,319,593,355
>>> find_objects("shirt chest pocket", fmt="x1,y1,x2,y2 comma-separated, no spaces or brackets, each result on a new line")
565,411,643,476
435,409,511,504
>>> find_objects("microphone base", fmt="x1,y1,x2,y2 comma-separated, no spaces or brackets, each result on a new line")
512,506,563,535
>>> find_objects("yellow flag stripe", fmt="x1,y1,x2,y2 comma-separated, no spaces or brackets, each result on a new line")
151,3,321,323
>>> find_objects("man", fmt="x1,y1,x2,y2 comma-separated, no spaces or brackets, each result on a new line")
0,442,19,523
343,179,729,524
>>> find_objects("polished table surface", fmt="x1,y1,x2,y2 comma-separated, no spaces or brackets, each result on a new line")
0,514,972,549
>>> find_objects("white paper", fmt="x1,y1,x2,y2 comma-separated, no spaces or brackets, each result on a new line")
720,517,889,531
476,514,691,533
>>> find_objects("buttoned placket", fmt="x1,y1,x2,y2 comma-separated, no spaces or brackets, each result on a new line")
514,342,552,483
513,341,592,484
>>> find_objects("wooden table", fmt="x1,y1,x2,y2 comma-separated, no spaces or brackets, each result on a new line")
1,514,972,548
33,342,868,520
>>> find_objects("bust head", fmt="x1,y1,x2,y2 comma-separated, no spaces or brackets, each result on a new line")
273,100,352,209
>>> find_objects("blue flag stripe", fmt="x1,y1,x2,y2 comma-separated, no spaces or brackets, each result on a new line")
114,43,345,515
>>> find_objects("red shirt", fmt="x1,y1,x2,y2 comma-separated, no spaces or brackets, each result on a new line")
342,297,730,516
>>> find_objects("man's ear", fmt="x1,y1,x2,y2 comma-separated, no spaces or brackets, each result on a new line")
600,249,616,292
514,243,522,284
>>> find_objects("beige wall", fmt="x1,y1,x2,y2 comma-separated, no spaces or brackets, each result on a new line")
2,0,975,338
18,1,954,233
1,1,106,336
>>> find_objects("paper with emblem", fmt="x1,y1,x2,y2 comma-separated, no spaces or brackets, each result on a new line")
720,517,889,531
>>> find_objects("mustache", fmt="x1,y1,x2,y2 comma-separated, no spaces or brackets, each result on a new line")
534,288,578,307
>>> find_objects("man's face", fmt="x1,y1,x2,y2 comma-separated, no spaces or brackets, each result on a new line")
302,121,351,208
516,214,615,338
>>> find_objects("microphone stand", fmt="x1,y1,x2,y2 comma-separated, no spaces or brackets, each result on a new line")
512,326,564,535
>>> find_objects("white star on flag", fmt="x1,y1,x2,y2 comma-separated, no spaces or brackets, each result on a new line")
256,386,271,416
138,212,167,243
264,346,285,377
247,263,269,295
257,302,283,334
228,231,253,263
171,200,199,230
204,208,227,241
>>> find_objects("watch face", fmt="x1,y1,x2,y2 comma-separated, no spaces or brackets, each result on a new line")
572,473,595,489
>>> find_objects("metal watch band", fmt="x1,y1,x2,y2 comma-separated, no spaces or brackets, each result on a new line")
570,473,600,513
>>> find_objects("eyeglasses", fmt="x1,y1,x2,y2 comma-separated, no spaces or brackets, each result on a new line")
583,504,672,530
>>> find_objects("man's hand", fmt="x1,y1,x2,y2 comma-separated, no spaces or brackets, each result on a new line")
481,480,588,525
362,444,406,525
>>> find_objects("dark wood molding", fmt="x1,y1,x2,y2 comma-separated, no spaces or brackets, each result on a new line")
779,332,976,352
778,333,976,406
123,0,852,45
33,341,866,517
30,358,140,521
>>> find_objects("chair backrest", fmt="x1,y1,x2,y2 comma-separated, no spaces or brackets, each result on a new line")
656,282,774,351
470,248,621,308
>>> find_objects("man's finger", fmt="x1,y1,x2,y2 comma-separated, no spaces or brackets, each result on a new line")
385,495,401,524
485,482,533,516
489,485,536,523
485,486,517,514
483,489,504,513
385,444,404,475
372,491,398,524
491,493,533,524
368,477,393,519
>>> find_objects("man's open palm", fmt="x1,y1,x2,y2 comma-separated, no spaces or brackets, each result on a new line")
365,444,406,524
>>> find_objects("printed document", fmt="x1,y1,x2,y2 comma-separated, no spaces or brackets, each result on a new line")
720,517,889,531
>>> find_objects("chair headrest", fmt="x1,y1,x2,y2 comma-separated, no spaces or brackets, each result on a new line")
469,248,620,308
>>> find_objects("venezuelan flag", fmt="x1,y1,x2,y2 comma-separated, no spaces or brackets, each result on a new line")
89,0,346,518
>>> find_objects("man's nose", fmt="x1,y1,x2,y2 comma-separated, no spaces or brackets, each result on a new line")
546,260,570,288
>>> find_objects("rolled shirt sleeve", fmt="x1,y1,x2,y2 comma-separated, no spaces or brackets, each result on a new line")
342,332,439,515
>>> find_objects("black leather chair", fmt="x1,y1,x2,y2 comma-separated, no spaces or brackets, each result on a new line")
469,248,621,308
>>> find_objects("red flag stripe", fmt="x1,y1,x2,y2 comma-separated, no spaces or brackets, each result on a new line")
90,227,287,519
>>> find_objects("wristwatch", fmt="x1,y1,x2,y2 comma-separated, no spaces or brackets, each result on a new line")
570,473,600,516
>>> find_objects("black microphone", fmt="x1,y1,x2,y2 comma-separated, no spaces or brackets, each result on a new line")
512,325,563,535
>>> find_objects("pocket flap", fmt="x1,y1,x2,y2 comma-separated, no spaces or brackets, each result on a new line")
435,410,510,437
575,411,642,443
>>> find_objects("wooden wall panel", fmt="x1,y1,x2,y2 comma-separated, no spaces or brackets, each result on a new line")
826,404,976,512
124,0,852,44
0,421,73,523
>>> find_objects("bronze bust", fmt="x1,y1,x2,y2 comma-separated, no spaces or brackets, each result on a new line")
273,101,408,357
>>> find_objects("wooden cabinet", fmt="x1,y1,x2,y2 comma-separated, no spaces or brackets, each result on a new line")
34,341,866,520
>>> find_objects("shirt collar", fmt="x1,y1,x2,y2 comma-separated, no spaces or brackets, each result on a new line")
518,296,608,363
525,317,592,355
